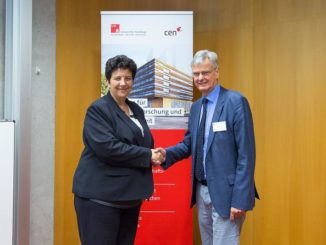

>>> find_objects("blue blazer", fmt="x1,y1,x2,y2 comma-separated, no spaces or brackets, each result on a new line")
73,92,154,202
165,86,259,218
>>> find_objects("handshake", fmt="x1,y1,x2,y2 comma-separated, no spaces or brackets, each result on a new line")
150,147,166,167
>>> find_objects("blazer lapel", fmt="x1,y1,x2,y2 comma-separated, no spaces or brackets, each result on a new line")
206,86,226,152
106,93,144,146
191,99,204,156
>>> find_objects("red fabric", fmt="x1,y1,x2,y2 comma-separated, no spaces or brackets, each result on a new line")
135,129,193,245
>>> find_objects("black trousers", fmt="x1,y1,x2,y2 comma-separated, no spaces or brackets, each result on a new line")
74,195,141,245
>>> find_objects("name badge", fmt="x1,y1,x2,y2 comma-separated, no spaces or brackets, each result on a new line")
212,121,227,132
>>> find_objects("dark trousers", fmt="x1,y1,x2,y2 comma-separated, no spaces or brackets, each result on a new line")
74,195,141,245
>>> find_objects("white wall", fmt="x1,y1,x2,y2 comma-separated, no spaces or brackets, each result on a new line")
0,122,15,245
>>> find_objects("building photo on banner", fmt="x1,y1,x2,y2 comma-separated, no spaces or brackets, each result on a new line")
101,11,193,245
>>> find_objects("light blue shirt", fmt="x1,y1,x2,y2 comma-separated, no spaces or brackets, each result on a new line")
201,84,220,177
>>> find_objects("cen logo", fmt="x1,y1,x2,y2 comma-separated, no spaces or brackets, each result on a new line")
164,27,182,36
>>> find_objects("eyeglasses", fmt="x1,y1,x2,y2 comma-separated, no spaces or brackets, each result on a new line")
192,69,215,78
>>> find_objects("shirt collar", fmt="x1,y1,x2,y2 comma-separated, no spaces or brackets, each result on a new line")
205,84,220,103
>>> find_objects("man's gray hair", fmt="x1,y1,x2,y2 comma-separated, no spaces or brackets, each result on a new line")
191,50,218,69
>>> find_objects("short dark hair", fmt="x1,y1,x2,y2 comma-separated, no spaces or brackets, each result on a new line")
105,55,137,80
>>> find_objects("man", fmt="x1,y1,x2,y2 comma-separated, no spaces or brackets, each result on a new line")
157,50,259,245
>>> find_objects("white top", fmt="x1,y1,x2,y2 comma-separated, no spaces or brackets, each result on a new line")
129,107,144,137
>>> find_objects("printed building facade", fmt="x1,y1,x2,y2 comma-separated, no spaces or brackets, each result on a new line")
129,59,193,114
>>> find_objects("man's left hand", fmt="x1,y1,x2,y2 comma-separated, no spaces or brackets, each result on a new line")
230,207,246,221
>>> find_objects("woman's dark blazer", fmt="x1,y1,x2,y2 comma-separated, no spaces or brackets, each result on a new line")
72,92,154,201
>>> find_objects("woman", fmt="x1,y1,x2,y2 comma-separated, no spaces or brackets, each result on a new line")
73,55,162,245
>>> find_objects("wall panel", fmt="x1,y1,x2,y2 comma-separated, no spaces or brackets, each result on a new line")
0,0,4,119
